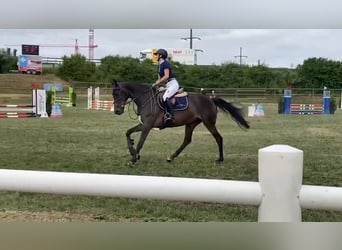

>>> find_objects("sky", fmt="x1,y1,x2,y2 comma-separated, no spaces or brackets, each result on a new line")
1,0,342,68
1,29,342,68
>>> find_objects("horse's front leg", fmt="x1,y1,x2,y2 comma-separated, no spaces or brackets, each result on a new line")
125,123,143,158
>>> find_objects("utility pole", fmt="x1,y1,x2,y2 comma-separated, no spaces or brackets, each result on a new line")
194,49,204,65
180,29,203,65
74,39,79,55
181,29,201,49
234,47,247,66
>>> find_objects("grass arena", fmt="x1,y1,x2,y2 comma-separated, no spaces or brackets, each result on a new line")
0,90,341,221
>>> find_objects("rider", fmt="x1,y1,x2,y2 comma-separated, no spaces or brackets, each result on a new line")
152,48,179,125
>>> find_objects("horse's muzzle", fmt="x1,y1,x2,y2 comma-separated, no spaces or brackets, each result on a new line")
114,109,124,115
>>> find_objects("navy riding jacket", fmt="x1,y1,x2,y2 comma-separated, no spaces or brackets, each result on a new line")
157,60,176,81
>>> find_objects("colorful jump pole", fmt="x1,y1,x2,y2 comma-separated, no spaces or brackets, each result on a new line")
323,90,330,114
283,89,292,114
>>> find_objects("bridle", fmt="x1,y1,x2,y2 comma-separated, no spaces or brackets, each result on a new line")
114,85,159,120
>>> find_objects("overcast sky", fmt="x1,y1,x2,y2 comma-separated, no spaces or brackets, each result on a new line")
1,0,342,68
2,29,342,68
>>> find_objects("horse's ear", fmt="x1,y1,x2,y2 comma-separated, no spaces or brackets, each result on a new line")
112,79,120,90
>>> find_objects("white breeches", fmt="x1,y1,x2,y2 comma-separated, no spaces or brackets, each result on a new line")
162,79,179,101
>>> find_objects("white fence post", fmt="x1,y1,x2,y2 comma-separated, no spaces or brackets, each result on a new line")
87,86,93,109
258,144,303,222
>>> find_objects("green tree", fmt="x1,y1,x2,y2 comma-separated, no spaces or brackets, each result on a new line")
0,54,6,73
0,48,18,73
45,53,342,90
178,65,203,87
179,64,221,88
57,54,96,81
272,68,297,89
247,65,275,88
296,57,342,89
218,63,245,88
51,53,305,89
96,55,155,83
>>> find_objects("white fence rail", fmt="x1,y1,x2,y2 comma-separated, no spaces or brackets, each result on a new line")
0,144,341,222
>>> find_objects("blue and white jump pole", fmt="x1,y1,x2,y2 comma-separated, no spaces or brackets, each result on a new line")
283,89,331,114
323,90,331,114
283,89,292,114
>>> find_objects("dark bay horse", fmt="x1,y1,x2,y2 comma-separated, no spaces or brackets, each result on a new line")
112,80,250,166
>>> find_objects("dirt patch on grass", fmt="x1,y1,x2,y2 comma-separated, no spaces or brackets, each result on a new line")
0,210,101,222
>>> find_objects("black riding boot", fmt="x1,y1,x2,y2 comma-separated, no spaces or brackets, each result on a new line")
164,98,174,125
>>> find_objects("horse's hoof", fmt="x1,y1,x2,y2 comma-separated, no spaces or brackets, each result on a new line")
166,155,173,162
127,161,135,168
215,159,223,165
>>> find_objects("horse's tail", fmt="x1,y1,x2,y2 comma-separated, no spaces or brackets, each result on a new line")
212,97,250,129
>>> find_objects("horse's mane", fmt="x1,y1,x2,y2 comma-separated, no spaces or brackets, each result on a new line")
120,82,151,93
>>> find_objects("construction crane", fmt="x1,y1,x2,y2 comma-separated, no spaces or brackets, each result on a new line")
5,29,98,61
88,29,96,61
41,29,97,61
39,38,98,61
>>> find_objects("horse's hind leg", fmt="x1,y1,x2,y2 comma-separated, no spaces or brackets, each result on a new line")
134,126,152,162
202,122,223,164
167,120,201,162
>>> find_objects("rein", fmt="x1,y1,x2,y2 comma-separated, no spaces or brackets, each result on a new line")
124,86,158,120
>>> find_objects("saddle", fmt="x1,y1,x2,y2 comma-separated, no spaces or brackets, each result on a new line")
156,88,189,111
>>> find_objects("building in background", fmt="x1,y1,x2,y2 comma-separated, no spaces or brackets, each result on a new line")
139,48,196,65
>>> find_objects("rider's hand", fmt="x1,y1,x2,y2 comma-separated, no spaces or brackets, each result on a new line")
152,83,158,89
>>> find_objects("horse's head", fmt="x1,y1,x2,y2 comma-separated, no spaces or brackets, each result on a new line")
112,80,129,115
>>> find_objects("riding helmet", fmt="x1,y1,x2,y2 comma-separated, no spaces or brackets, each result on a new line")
154,49,168,59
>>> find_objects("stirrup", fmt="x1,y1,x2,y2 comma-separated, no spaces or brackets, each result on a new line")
164,112,172,120
163,113,173,128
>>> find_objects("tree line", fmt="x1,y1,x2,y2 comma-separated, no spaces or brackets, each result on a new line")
2,49,342,90
54,54,298,89
0,48,18,74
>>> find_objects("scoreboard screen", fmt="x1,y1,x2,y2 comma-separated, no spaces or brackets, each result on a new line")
22,44,39,55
